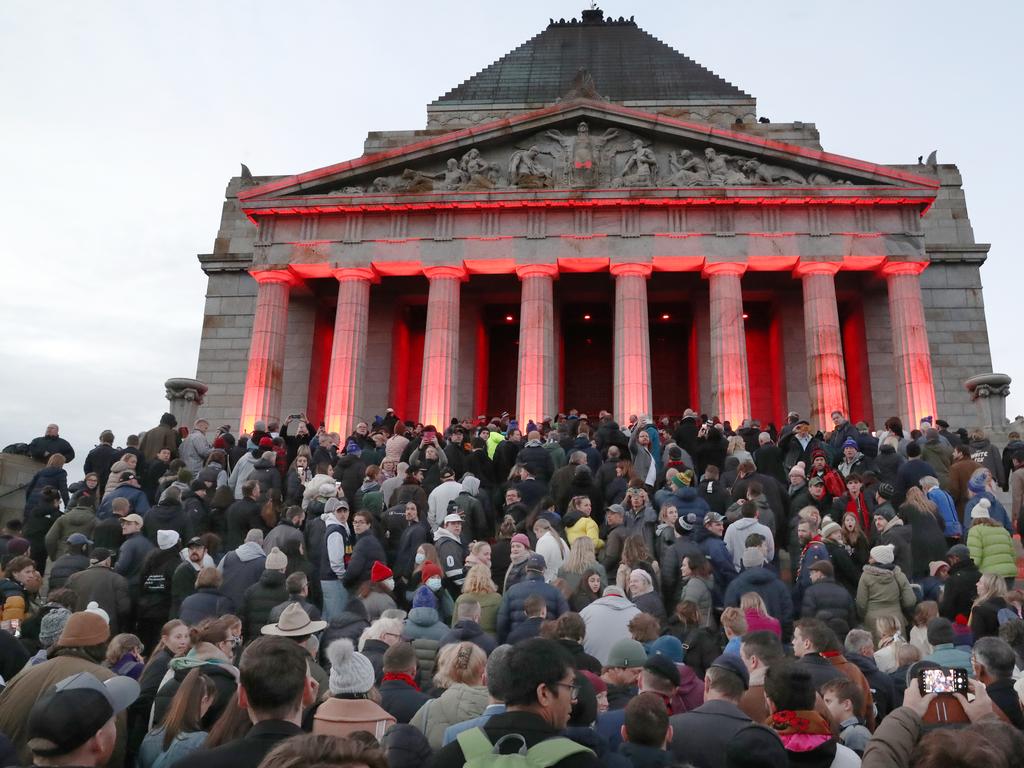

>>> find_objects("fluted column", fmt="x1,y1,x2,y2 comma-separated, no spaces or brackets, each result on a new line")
240,270,297,433
703,262,750,425
515,264,558,426
795,262,849,429
323,267,376,436
883,261,938,425
611,263,653,422
419,265,465,428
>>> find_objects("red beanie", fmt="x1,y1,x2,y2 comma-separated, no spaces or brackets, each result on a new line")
420,562,443,583
371,561,393,582
259,436,274,448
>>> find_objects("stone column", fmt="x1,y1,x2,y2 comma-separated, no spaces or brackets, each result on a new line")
795,262,850,429
883,261,938,426
611,263,653,423
323,267,376,436
965,373,1012,431
164,378,208,429
419,266,465,428
703,262,750,426
239,270,296,433
515,264,558,426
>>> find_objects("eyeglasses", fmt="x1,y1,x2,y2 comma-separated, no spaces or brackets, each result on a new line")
550,682,579,700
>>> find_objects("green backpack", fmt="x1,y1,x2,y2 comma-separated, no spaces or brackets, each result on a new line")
457,728,593,768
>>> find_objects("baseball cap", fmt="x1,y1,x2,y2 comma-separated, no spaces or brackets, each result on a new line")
704,511,725,525
186,536,204,547
808,477,825,488
709,654,749,689
90,548,112,564
644,653,681,687
443,513,463,525
606,639,647,669
525,553,547,572
66,532,93,546
28,672,140,757
118,471,137,482
120,513,143,526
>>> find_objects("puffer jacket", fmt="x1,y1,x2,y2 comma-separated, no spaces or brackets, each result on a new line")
967,522,1017,578
44,505,97,560
856,564,916,640
410,636,441,691
404,605,449,642
495,574,569,642
239,569,289,639
47,552,90,590
723,566,792,627
410,683,489,749
801,577,857,626
143,501,192,546
679,575,715,627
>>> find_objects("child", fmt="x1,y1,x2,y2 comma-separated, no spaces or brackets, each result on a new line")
720,607,748,656
821,677,871,755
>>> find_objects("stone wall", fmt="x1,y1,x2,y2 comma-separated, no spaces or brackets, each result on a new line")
195,272,256,428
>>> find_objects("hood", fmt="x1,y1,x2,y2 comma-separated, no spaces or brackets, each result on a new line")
674,486,698,502
593,594,639,612
259,569,286,587
460,475,480,496
739,566,777,585
234,541,266,562
449,620,483,640
730,517,760,532
524,439,543,448
677,663,703,695
408,605,441,626
434,527,461,545
254,456,275,469
970,438,993,450
863,564,899,578
693,526,716,545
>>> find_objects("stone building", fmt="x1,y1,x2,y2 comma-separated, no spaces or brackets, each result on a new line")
195,8,992,435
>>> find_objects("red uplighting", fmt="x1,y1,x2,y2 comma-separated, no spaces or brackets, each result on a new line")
505,315,514,322
742,313,749,320
661,313,670,320
583,314,591,321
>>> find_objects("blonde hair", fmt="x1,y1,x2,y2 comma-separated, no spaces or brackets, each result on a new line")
462,563,497,594
104,633,143,666
727,435,747,455
904,487,938,516
739,592,769,617
658,504,678,525
875,615,904,642
562,536,597,575
721,607,748,636
914,600,939,627
434,641,486,689
975,572,1009,607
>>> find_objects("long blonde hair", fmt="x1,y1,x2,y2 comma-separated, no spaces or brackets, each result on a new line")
904,487,938,516
740,592,769,618
975,572,1008,607
462,563,497,594
561,535,597,575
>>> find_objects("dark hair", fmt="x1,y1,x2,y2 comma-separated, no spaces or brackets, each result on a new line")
926,617,956,646
239,637,309,718
352,510,373,525
676,600,703,627
160,670,216,750
203,696,253,749
555,613,586,643
503,638,573,707
741,630,785,666
765,662,815,711
624,692,669,747
45,588,77,610
907,442,922,458
820,677,864,717
3,555,34,579
383,642,417,673
285,571,307,595
740,500,758,519
912,726,1010,768
195,566,222,590
260,733,388,768
485,645,515,700
683,551,712,579
794,618,833,653
524,594,546,617
746,481,763,497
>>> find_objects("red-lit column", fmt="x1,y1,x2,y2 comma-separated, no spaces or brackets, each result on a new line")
611,263,653,422
795,262,850,429
239,269,298,433
883,261,938,425
516,264,558,426
323,267,376,436
704,262,750,426
419,265,465,428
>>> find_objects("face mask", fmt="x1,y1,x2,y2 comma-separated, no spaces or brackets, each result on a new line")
382,578,395,591
427,577,442,592
415,553,426,565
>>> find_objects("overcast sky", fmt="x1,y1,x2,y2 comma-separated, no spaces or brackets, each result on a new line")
1,1,1019,476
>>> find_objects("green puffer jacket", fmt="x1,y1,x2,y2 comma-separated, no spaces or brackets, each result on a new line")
967,522,1017,578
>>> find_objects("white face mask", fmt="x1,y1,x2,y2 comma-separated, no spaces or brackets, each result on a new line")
427,577,443,592
415,552,426,565
382,578,395,592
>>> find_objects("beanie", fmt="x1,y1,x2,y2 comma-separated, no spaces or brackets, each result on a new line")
510,533,530,548
326,639,375,695
157,530,180,551
971,497,992,519
84,601,110,625
265,547,288,570
56,611,110,648
649,635,685,664
821,521,841,540
371,561,393,582
870,544,895,565
420,562,443,584
39,608,72,649
789,462,806,479
842,438,858,450
968,470,989,494
411,585,438,610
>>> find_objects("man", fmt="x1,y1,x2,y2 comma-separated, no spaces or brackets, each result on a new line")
841,628,892,724
66,547,131,634
225,480,263,550
820,678,871,755
114,513,154,589
723,500,774,569
320,498,351,621
738,631,785,723
506,594,547,645
618,693,674,768
694,511,736,590
723,547,792,631
939,544,982,620
449,474,488,543
24,672,139,768
174,636,317,768
971,636,1024,728
379,641,431,724
139,413,178,461
429,638,600,768
268,572,321,622
427,468,463,530
497,554,568,643
924,617,973,674
600,638,646,711
91,497,127,552
579,585,641,665
792,618,845,690
752,432,786,484
219,529,268,610
518,430,555,484
84,431,120,496
97,471,150,519
596,653,681,750
601,503,630,574
240,547,290,640
227,440,262,499
29,423,76,464
182,480,211,536
949,443,984,519
514,464,549,512
441,597,497,654
801,561,856,628
340,510,386,593
729,465,783,534
551,451,586,513
1011,451,1024,527
434,511,467,596
793,518,830,605
442,644,514,743
669,655,752,768
179,419,213,476
827,411,860,458
836,438,874,480
144,486,193,546
893,441,935,507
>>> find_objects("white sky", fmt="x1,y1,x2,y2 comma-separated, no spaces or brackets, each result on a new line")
1,0,1019,476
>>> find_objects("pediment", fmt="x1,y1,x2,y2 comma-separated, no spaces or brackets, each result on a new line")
240,99,937,205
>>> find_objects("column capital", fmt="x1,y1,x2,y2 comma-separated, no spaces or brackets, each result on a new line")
423,265,468,281
793,261,842,278
250,268,300,286
880,260,928,277
515,263,559,280
331,266,379,283
702,261,747,278
609,262,652,278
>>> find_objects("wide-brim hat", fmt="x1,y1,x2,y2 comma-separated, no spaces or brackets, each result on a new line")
261,602,327,637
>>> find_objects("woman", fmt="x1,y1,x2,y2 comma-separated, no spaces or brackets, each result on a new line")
967,498,1017,585
874,435,906,486
678,553,715,628
0,556,42,623
489,515,516,591
726,435,752,467
665,601,720,678
965,469,1013,532
820,521,862,596
503,533,532,592
571,567,604,612
604,460,634,507
533,519,568,582
22,487,61,575
129,619,191,755
616,535,660,595
408,543,443,604
409,641,489,749
464,541,491,571
655,502,679,562
623,486,657,557
873,615,906,673
201,449,230,489
628,568,666,623
740,592,781,637
841,511,871,568
138,669,217,768
452,564,501,634
557,536,607,594
901,487,950,578
68,472,100,508
23,454,69,513
971,572,1011,640
357,562,398,621
313,639,396,739
563,495,602,552
105,633,145,679
909,601,939,656
855,544,916,643
285,455,312,505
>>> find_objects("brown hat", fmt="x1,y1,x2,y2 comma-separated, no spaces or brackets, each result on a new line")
55,612,110,648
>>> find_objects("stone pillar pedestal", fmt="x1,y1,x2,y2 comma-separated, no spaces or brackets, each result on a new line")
704,263,750,426
323,268,376,436
419,266,465,428
965,373,1012,432
883,262,938,427
516,264,558,426
611,263,653,423
240,270,297,433
795,263,849,429
164,378,208,429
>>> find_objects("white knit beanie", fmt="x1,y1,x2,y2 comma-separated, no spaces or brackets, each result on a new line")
971,497,992,519
870,544,895,565
326,639,375,695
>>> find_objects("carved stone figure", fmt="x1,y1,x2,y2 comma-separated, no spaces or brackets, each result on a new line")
742,159,806,185
508,145,553,188
666,150,709,186
545,121,619,187
613,139,658,187
703,148,749,185
460,148,501,189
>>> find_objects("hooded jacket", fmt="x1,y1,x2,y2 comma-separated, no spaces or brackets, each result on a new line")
969,437,1005,488
143,501,192,546
496,574,569,642
151,646,239,729
240,569,289,639
722,516,775,568
44,505,97,560
579,592,642,664
218,541,267,608
410,683,490,750
856,564,916,638
723,565,793,626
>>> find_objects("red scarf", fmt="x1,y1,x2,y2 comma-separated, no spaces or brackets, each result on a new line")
382,672,420,691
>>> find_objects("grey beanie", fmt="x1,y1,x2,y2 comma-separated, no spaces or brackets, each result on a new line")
39,607,72,649
326,639,375,695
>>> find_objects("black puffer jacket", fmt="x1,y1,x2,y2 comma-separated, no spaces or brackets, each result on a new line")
939,558,981,620
239,569,288,639
800,577,857,626
48,552,90,590
143,501,192,545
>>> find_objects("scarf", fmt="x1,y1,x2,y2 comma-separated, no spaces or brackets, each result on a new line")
382,672,420,691
769,709,833,752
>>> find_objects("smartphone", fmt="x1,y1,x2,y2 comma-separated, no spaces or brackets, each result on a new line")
918,667,968,695
423,429,436,442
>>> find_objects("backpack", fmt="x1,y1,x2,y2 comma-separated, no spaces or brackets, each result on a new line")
457,728,592,768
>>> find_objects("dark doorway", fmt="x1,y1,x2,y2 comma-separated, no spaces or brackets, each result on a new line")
840,300,874,427
561,303,613,415
485,305,520,416
649,305,691,417
390,304,426,423
744,301,785,427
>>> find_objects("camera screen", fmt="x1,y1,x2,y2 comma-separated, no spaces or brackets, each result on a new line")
920,668,967,694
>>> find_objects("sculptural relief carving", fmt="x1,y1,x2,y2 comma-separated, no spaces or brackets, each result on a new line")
612,139,658,187
508,145,553,188
544,121,619,187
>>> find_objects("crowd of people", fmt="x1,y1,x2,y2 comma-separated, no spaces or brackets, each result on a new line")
2,406,1024,768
